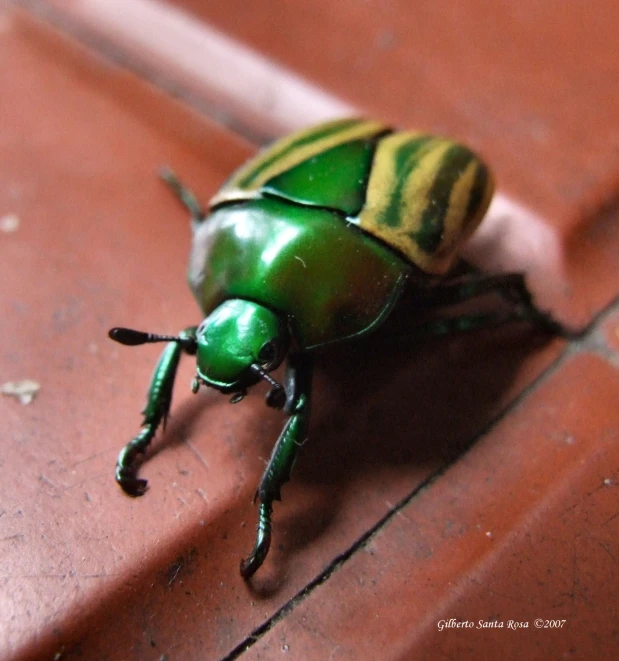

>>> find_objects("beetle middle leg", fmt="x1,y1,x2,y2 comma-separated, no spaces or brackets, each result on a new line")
113,326,198,496
240,353,313,579
413,271,570,336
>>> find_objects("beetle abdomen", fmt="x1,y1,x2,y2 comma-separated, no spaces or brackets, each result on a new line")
353,132,494,274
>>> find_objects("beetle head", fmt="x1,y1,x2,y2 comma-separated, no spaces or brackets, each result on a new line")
193,300,289,407
108,299,289,410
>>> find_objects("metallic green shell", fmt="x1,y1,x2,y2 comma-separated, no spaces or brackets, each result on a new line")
209,118,390,209
189,197,410,350
209,119,494,275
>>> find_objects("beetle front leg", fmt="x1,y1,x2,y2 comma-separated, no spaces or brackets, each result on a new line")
114,327,197,496
240,353,313,579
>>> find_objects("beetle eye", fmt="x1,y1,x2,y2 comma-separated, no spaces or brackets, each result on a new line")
258,340,277,366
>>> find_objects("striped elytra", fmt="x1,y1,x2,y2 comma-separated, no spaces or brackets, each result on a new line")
209,119,494,275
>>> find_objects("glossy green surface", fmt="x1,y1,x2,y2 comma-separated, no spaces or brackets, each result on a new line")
210,119,494,275
240,353,312,578
209,119,389,208
195,300,288,390
113,326,197,496
110,134,564,578
263,138,377,215
189,197,411,350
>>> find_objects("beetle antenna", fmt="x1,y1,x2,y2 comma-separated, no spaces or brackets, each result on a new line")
250,363,283,390
250,363,286,409
109,327,194,349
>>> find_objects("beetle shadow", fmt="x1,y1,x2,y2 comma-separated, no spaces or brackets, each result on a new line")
271,295,561,572
125,396,207,463
120,291,561,588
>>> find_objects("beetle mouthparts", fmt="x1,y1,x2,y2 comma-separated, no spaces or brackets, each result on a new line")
229,390,247,404
191,374,207,393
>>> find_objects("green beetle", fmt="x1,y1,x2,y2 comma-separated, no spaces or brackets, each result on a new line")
109,118,560,578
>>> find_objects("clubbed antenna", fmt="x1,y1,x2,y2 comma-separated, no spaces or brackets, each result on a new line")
250,363,286,409
109,327,195,351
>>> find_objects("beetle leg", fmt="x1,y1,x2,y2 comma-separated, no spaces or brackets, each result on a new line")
416,272,570,335
159,167,207,223
404,309,549,339
116,327,197,496
240,353,313,579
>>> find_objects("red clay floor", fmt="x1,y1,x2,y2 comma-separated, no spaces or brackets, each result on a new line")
2,2,618,660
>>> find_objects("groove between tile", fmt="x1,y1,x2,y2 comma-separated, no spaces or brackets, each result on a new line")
219,332,600,660
227,350,619,660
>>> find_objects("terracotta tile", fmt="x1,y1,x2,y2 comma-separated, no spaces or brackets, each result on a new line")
244,353,619,661
21,0,619,328
160,0,619,226
20,0,355,139
0,11,258,660
1,10,592,661
3,4,618,661
601,306,619,356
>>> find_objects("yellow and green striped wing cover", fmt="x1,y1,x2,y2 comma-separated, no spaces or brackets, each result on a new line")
210,120,494,275
354,131,495,274
209,118,390,208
